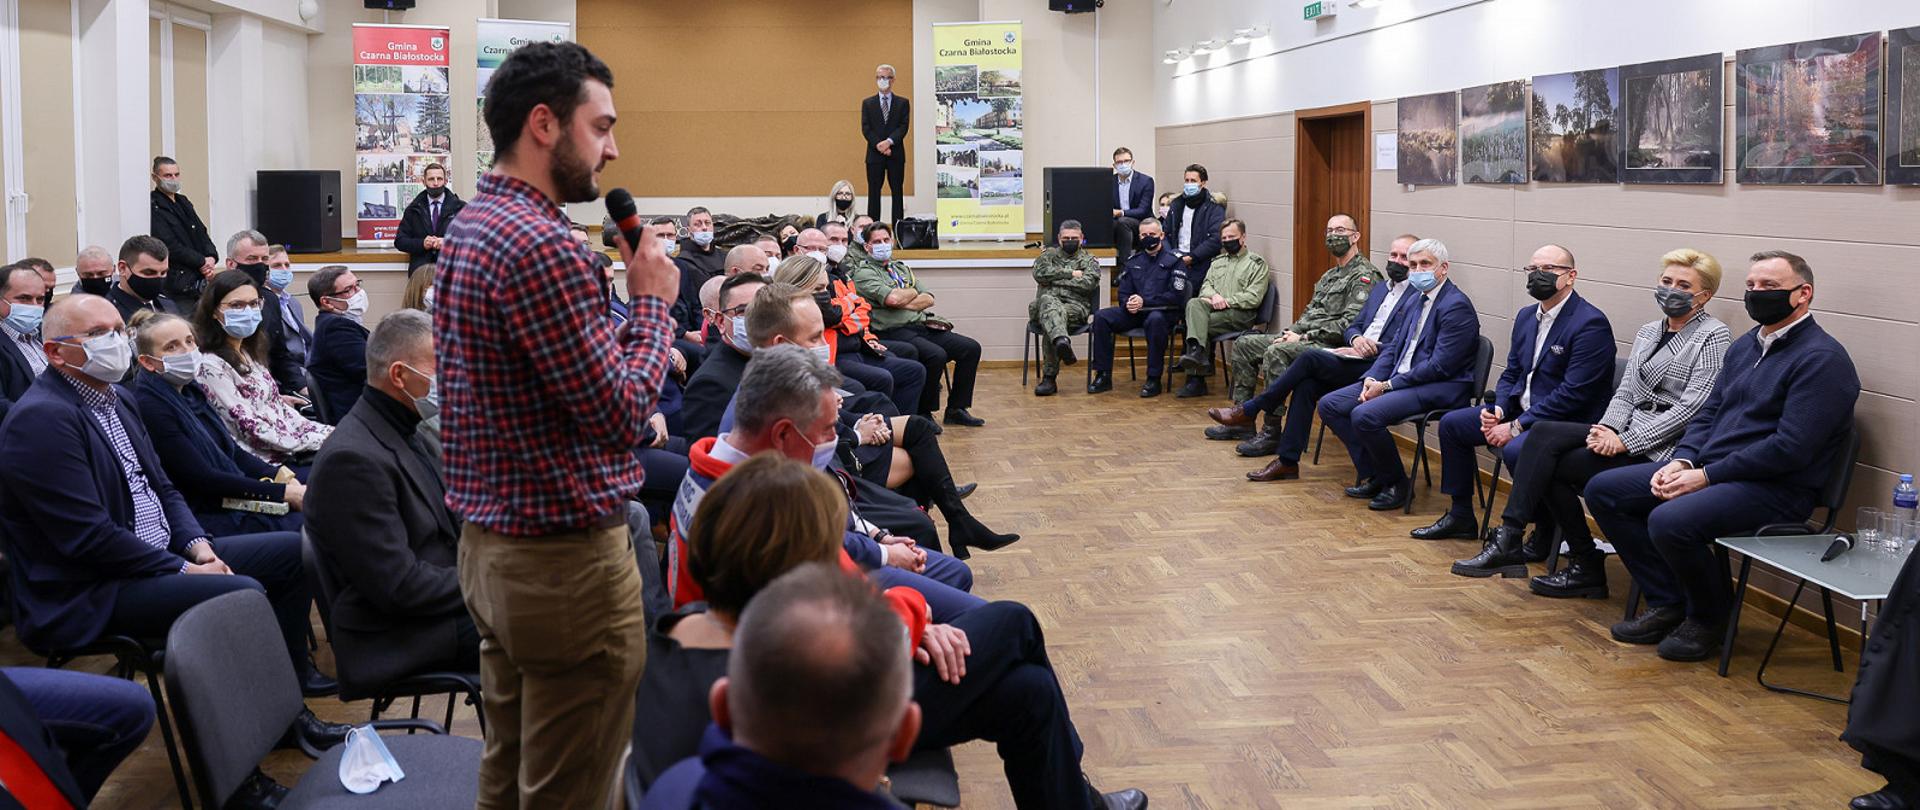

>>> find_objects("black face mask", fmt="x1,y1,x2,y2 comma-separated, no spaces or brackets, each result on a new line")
1060,240,1081,256
1744,285,1804,326
1139,235,1162,252
780,235,799,256
835,196,854,210
814,292,844,330
1384,260,1409,283
236,262,269,286
77,277,112,297
128,274,167,301
1525,269,1560,302
1221,238,1242,256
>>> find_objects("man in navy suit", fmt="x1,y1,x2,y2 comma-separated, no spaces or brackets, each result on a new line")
1110,147,1155,264
1318,238,1480,511
861,63,910,225
1426,245,1616,557
0,264,49,424
306,265,370,423
1161,163,1225,292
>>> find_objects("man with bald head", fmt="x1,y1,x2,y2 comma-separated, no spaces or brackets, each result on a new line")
726,244,772,279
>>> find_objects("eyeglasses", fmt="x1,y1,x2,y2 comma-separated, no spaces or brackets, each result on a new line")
1522,264,1573,273
220,299,264,312
718,303,749,317
328,282,363,299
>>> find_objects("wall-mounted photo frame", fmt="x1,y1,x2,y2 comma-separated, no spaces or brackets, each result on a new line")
1620,53,1724,184
1736,32,1882,185
1530,68,1621,183
1460,80,1528,184
1884,27,1920,185
1397,90,1459,185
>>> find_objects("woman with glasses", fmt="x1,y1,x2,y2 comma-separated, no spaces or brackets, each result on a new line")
190,270,331,464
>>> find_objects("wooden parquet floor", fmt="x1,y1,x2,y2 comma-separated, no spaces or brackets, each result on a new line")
2,367,1881,809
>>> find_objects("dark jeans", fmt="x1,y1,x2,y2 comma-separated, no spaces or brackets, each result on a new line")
1111,217,1139,265
1586,463,1812,622
4,666,155,801
1318,379,1471,487
1089,307,1174,377
866,156,906,224
194,506,304,537
1496,419,1645,553
1243,348,1368,464
913,601,1095,810
103,531,311,677
877,325,981,413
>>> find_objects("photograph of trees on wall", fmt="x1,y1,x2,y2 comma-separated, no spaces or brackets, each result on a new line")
1530,68,1620,183
1737,32,1881,185
1889,27,1920,185
1397,91,1458,185
1620,53,1723,184
1460,80,1527,183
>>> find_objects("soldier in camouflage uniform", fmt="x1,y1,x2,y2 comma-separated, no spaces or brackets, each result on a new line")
1028,219,1101,396
1211,215,1381,439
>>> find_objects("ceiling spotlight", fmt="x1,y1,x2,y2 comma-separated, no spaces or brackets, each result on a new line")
1350,0,1386,7
1197,39,1224,54
1231,26,1267,44
1163,49,1185,64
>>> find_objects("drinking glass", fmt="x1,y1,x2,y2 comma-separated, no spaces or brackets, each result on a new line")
1858,507,1883,551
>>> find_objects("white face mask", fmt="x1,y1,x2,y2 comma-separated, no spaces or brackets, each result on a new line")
70,332,133,384
421,286,435,313
877,77,892,92
806,250,827,264
337,726,406,794
156,350,201,386
811,436,838,469
331,289,370,324
826,244,848,264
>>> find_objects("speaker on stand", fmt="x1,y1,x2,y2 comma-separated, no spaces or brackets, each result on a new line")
256,170,343,253
1042,167,1113,247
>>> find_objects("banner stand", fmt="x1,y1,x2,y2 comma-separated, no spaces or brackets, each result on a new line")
932,21,1025,241
351,23,452,248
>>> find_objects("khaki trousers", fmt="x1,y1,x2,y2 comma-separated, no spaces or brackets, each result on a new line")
460,520,647,809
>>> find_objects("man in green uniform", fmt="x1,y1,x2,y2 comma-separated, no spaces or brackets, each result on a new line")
1210,214,1381,439
1029,219,1101,396
1175,218,1269,398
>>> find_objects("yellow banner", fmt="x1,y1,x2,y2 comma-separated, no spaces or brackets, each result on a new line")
933,22,1024,239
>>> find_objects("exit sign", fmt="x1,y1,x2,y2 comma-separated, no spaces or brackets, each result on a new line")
1304,1,1337,19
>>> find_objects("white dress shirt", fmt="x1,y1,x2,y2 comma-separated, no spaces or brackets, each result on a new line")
1520,294,1569,412
1177,209,1195,254
1116,174,1132,211
1395,289,1440,376
1360,281,1409,343
1756,309,1811,360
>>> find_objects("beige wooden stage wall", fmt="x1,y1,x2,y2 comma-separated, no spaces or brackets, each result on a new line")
1158,62,1920,618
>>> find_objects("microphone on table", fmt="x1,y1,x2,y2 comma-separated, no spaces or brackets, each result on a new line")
1821,534,1853,562
604,188,645,251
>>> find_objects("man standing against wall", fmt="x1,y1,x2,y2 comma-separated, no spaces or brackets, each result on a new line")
149,157,218,305
861,63,910,225
394,162,464,274
1111,147,1154,265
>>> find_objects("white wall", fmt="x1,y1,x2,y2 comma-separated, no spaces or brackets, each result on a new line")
1154,0,1918,127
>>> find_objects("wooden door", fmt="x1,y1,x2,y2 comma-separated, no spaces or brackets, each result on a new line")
1292,103,1371,320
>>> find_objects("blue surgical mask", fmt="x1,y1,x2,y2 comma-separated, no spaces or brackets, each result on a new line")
811,437,838,469
809,342,832,366
1182,182,1201,197
664,240,681,258
401,363,439,421
156,350,201,386
1408,270,1439,292
1115,162,1133,176
870,243,893,262
268,267,294,290
222,307,262,338
691,230,714,247
730,316,750,350
3,302,43,335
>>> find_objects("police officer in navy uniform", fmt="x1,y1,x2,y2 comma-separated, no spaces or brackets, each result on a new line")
1087,217,1185,397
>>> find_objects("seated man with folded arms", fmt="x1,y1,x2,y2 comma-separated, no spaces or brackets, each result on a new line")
634,449,1147,810
1088,217,1183,397
851,222,986,426
306,310,479,692
1317,238,1480,511
1418,244,1616,544
1212,214,1379,438
1174,218,1269,398
1461,249,1729,596
1586,251,1859,663
1028,219,1101,397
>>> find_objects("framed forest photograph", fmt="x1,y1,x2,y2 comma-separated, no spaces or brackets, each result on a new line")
1886,26,1920,185
1530,68,1621,183
1621,53,1724,184
1397,91,1459,185
1460,80,1527,183
1736,32,1882,185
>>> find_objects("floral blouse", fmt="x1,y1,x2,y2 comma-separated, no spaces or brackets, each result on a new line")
195,353,331,464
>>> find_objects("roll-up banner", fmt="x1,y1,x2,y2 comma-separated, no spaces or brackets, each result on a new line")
476,18,572,183
352,23,452,247
932,21,1024,240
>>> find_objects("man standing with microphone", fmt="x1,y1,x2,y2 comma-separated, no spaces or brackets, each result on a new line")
436,41,678,808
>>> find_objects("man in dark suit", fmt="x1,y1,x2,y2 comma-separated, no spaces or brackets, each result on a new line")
226,230,309,396
393,162,464,274
265,244,314,376
0,264,48,424
1110,147,1155,265
0,295,346,741
682,274,766,440
107,236,189,324
1426,245,1617,552
1161,163,1225,292
305,265,370,423
1318,238,1480,511
306,310,476,691
149,156,218,304
861,63,910,225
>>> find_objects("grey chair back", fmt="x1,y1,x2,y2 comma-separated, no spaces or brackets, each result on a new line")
1255,280,1279,329
164,589,307,807
1468,335,1495,400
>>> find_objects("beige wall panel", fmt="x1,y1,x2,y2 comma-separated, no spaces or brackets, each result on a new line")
150,18,164,160
1371,211,1513,274
1853,392,1917,475
19,0,77,259
1791,313,1917,401
172,24,210,210
1228,201,1290,234
1372,173,1518,221
1212,169,1293,209
1519,184,1920,248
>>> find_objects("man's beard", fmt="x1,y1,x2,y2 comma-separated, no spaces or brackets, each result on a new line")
551,137,600,203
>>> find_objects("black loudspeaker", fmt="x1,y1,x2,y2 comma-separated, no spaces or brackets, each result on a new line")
1043,167,1113,248
365,0,416,9
1049,0,1099,12
256,170,342,254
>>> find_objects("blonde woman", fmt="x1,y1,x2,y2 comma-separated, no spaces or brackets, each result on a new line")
816,179,858,228
401,262,435,312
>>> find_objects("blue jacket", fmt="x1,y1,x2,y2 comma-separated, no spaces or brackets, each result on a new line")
1491,291,1616,427
308,312,369,423
1115,171,1155,220
1342,279,1414,346
1367,279,1479,389
1162,195,1225,291
129,370,286,515
0,371,207,653
1117,247,1184,310
1674,317,1859,491
0,328,35,425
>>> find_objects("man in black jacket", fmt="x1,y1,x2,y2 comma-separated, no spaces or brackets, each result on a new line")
683,274,766,440
149,156,218,304
107,236,189,324
306,309,476,692
393,162,464,274
861,63,909,225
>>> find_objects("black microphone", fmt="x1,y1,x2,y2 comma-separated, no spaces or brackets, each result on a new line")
605,188,644,251
1821,533,1854,562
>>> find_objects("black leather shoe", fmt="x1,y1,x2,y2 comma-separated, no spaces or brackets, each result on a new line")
1236,423,1280,457
1176,343,1208,373
1529,551,1608,599
1034,376,1058,397
1656,618,1724,662
954,482,977,500
1851,788,1911,810
1611,605,1685,645
1088,372,1113,394
1520,529,1553,563
1087,776,1150,810
1054,337,1078,366
301,665,339,698
1410,512,1478,540
943,408,985,427
1367,481,1411,511
1450,526,1529,578
1138,378,1162,397
1176,377,1208,398
1204,424,1254,441
1344,479,1382,499
226,768,290,809
293,707,351,750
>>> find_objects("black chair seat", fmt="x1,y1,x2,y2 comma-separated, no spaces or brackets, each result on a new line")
888,747,961,808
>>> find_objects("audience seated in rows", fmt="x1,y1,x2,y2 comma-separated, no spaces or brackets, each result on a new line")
1214,214,1376,417
1088,216,1182,397
847,221,985,426
1174,218,1268,399
223,230,308,396
305,265,371,421
190,270,332,464
1160,163,1224,293
402,260,437,313
774,249,926,419
69,246,115,298
818,179,859,229
1027,219,1100,398
263,243,314,382
678,206,727,281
